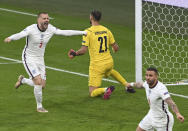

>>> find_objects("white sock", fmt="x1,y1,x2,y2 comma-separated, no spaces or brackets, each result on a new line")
34,85,43,109
22,78,34,86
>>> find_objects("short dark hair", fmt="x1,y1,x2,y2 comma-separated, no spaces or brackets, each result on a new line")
90,10,102,21
37,12,48,18
147,67,158,75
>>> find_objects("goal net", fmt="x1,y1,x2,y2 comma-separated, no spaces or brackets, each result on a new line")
136,0,188,85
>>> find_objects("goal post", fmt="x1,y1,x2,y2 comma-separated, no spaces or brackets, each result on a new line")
135,0,188,85
135,0,143,83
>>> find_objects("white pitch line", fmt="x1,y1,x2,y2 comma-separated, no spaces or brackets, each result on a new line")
170,93,188,99
0,56,21,63
46,66,118,83
0,8,54,19
0,56,118,83
0,62,22,64
165,83,188,86
0,56,188,99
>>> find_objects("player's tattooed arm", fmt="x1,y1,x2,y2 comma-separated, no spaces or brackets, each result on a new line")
165,97,184,123
165,97,179,113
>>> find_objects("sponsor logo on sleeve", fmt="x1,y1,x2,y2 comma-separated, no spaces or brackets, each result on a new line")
164,92,169,95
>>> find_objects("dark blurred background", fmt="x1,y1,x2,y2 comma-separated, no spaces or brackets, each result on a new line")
0,0,135,27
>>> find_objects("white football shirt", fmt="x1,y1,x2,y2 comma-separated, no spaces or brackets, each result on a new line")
143,81,171,118
8,24,86,57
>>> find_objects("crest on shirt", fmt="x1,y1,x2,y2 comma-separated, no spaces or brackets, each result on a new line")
32,69,36,74
41,34,44,38
149,89,151,95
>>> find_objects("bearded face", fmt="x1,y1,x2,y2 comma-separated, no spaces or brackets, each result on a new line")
145,71,158,87
37,14,49,31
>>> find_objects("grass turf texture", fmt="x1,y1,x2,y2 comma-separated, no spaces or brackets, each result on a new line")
0,1,187,131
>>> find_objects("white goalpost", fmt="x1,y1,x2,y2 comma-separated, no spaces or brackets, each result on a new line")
135,0,188,85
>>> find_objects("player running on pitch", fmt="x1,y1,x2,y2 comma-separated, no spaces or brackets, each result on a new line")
4,12,86,113
134,67,184,131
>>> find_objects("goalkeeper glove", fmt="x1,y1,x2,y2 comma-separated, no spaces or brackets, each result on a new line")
68,49,77,59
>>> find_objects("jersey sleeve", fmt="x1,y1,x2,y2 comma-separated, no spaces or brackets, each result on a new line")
159,85,171,100
54,28,86,36
8,26,30,40
82,29,90,47
50,24,86,36
108,30,115,45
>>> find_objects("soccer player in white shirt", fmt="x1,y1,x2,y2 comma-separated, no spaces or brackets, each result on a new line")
4,12,87,113
134,67,184,131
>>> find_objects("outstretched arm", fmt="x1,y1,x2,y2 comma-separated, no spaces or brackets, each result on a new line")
55,29,87,36
4,29,28,43
75,45,88,55
165,97,184,123
130,82,144,88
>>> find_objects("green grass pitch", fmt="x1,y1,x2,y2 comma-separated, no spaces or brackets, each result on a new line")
0,0,187,131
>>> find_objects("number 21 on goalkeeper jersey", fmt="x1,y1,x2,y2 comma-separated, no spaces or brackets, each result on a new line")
82,25,115,63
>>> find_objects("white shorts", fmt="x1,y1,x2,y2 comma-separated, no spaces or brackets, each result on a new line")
22,55,46,80
139,112,174,131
